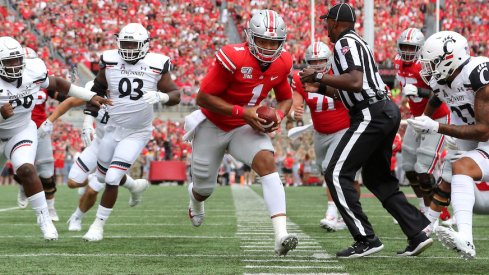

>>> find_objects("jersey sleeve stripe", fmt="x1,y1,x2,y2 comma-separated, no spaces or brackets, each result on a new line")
218,49,236,70
216,54,233,72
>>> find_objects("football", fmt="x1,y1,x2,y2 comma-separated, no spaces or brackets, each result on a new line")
256,106,278,132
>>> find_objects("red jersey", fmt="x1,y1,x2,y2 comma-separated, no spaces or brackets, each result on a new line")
31,89,49,128
291,71,349,134
199,43,293,131
394,55,449,119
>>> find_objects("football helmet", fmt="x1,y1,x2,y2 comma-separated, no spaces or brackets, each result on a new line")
116,23,150,62
0,36,25,79
305,42,332,72
419,31,470,85
245,10,287,63
397,28,424,62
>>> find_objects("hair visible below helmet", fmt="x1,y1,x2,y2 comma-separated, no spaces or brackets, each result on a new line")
245,9,287,63
397,28,425,62
305,42,333,72
0,36,25,79
419,31,470,85
116,23,150,62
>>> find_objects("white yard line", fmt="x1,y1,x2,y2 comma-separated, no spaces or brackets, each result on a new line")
0,206,20,212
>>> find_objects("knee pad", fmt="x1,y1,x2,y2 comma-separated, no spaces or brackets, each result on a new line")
105,168,126,186
192,182,216,197
405,171,419,186
88,174,105,192
419,173,436,196
41,176,57,196
37,162,54,179
432,185,451,207
191,157,216,197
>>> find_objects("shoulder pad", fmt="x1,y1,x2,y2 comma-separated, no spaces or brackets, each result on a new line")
215,44,246,73
100,50,120,66
145,52,171,74
468,57,489,92
24,58,48,83
278,51,293,71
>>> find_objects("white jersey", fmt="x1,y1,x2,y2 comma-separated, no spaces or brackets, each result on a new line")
431,56,489,127
0,58,49,139
102,49,170,129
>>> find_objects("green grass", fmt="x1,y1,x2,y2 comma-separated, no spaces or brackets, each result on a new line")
0,184,487,274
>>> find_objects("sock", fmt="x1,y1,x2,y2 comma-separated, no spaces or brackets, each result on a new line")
188,182,204,214
73,207,85,219
46,198,55,209
272,215,288,241
325,201,337,218
451,174,475,243
425,208,440,230
261,172,286,217
418,198,425,212
28,191,48,215
95,205,113,226
121,175,135,190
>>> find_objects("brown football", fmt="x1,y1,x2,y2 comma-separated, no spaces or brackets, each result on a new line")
256,106,278,132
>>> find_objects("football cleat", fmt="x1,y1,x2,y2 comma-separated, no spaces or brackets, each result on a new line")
397,232,433,256
335,217,348,231
188,202,205,227
128,179,149,207
37,210,58,241
48,207,60,222
319,215,336,231
336,236,383,259
67,214,82,232
17,187,28,209
441,217,456,227
422,219,439,237
275,234,299,256
83,222,104,242
435,226,476,260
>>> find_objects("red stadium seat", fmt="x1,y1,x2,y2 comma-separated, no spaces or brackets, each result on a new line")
149,161,187,184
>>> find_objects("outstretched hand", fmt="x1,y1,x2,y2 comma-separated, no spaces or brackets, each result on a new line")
89,96,112,108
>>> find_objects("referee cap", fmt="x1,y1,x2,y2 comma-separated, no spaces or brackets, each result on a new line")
320,3,356,23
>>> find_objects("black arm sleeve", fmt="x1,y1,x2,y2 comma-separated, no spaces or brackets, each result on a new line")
417,88,431,98
90,78,108,97
428,94,443,108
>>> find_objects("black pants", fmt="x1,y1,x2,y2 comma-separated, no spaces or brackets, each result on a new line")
325,100,429,241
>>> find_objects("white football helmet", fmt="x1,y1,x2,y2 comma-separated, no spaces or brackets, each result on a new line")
397,28,424,62
304,42,332,72
245,10,287,63
419,31,470,85
116,23,150,62
0,36,25,79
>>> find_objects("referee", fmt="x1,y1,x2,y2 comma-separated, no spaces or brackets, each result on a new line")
300,3,432,258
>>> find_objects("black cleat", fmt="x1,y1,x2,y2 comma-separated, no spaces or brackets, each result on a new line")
336,236,384,259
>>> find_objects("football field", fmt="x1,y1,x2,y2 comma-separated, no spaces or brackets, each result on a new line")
0,184,488,274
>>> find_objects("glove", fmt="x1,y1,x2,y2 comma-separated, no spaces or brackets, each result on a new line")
444,136,458,150
407,115,439,134
448,150,467,162
143,90,170,105
81,115,95,147
402,84,418,97
38,119,53,138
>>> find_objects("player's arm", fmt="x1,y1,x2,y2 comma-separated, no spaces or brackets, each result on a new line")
154,72,180,106
424,93,443,117
45,75,111,107
46,97,85,123
273,76,293,123
438,85,489,142
290,90,304,121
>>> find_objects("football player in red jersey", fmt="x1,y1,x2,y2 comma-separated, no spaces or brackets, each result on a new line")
394,28,451,225
290,41,355,232
186,10,297,256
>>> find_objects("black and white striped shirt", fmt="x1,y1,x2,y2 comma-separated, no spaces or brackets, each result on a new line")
331,29,387,109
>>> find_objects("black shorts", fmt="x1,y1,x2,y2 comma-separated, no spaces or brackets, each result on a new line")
282,167,293,174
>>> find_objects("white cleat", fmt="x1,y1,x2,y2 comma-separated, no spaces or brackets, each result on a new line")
37,211,58,241
67,214,82,232
17,187,28,209
319,215,337,231
83,223,104,242
275,234,299,256
435,226,476,260
128,179,149,207
441,217,456,227
335,217,348,231
48,207,60,222
188,202,205,227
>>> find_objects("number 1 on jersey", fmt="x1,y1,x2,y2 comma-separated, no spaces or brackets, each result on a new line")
247,84,263,106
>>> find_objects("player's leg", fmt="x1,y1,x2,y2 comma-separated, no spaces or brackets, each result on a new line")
6,121,57,240
84,130,150,241
401,124,424,210
119,173,149,207
36,134,58,221
68,174,104,231
229,124,298,256
436,147,489,259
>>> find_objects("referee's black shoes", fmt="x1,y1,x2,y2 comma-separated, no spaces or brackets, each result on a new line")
336,236,384,259
397,231,433,256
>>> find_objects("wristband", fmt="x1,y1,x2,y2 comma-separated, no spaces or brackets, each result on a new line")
159,92,170,104
83,114,95,129
68,84,96,101
232,105,244,118
277,109,285,120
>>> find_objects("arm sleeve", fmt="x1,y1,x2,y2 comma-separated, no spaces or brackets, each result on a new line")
428,93,443,108
335,38,363,72
199,61,232,96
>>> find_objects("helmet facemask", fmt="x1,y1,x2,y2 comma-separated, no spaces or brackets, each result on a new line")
0,55,25,79
306,58,330,72
397,43,420,63
420,57,442,86
246,31,285,63
117,37,149,62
